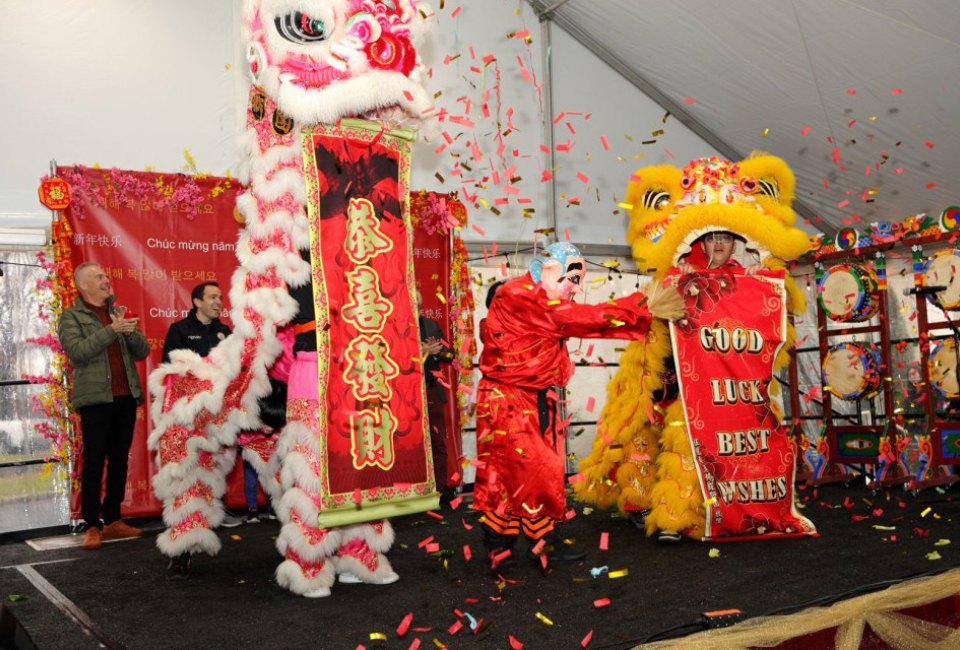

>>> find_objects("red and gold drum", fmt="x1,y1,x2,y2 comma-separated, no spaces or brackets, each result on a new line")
817,264,879,322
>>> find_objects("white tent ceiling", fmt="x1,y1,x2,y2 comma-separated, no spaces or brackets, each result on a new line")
529,0,960,236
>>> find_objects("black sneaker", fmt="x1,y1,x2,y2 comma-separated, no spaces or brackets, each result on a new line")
165,553,192,580
657,530,683,544
629,509,651,529
245,510,261,524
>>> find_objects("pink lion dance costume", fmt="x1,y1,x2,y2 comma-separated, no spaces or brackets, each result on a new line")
148,0,433,597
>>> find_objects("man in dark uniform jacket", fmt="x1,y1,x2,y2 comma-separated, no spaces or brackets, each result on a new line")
161,282,231,362
416,288,455,502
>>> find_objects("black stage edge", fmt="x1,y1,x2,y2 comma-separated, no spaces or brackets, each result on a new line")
0,483,957,650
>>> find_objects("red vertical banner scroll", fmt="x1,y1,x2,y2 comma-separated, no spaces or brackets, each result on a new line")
670,270,817,541
301,120,438,527
59,166,243,518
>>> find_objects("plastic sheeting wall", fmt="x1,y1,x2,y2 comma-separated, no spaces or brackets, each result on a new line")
0,249,70,534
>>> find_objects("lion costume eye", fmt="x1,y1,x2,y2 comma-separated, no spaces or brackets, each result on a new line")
275,12,328,44
642,190,671,210
756,178,780,200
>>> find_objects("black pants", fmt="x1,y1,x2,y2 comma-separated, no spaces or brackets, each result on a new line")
77,396,137,528
426,385,449,491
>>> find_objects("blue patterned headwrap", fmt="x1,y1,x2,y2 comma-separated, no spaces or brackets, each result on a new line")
529,242,583,283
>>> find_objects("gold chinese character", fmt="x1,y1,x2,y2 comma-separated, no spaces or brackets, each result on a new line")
342,267,393,332
350,406,397,471
344,198,393,264
343,334,399,401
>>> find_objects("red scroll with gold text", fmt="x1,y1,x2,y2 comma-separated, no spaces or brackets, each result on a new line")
302,120,437,527
669,269,816,540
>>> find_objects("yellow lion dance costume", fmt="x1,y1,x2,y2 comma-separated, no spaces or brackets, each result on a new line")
575,153,810,539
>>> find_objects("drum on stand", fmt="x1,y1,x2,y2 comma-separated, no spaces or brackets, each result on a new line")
822,342,883,401
818,264,880,322
921,249,960,310
929,339,960,399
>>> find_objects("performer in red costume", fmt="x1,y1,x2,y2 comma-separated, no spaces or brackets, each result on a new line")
473,242,685,567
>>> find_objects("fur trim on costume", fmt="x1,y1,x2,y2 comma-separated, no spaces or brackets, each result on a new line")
156,526,221,557
275,557,336,595
333,545,397,584
339,520,395,554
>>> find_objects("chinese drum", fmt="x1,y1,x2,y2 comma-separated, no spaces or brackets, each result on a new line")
921,249,960,310
817,263,879,322
929,339,960,399
822,342,882,401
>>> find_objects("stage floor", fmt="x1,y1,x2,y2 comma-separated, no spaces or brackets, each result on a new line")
0,482,957,649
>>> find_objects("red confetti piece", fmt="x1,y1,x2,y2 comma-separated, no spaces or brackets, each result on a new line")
599,532,609,550
576,172,590,184
585,397,596,413
593,598,611,608
397,613,414,637
925,140,935,149
448,621,463,635
683,97,695,104
564,228,571,241
407,640,420,650
801,126,812,136
581,630,594,648
891,88,903,95
471,224,486,236
847,88,857,95
450,495,463,509
463,545,472,562
509,635,524,649
451,6,461,17
926,182,937,189
600,135,610,150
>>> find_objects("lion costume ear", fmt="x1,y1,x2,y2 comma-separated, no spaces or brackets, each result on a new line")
737,152,796,207
624,165,683,244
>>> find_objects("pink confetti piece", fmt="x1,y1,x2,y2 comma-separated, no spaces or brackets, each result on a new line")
463,545,472,561
891,88,903,95
585,344,594,356
514,29,530,39
408,639,420,650
581,630,593,648
471,224,486,236
586,397,596,413
397,613,414,637
600,135,610,150
509,635,524,650
683,97,695,104
593,598,611,608
801,126,812,136
599,532,609,550
838,199,849,208
847,88,857,95
451,6,461,17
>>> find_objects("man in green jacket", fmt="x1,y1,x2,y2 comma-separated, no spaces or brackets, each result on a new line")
57,262,150,550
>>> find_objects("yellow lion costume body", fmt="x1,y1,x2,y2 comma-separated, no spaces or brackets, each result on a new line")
575,153,811,539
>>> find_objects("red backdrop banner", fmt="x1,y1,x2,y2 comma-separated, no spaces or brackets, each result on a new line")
60,166,243,518
412,221,461,485
670,270,816,540
302,120,437,527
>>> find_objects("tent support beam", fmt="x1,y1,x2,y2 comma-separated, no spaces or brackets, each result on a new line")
538,14,558,244
525,0,832,237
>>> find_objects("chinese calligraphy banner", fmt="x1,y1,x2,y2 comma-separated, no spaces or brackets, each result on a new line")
60,166,244,518
302,120,437,527
669,270,816,541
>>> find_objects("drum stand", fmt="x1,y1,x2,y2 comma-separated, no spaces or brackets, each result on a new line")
911,279,960,494
811,253,908,491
